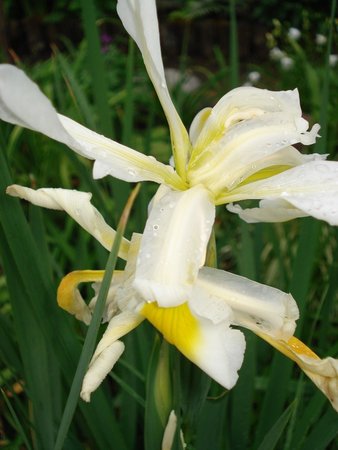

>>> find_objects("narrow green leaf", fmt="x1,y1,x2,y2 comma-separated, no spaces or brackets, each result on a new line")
257,402,295,450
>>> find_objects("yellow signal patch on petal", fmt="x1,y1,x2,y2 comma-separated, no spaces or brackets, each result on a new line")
141,302,201,358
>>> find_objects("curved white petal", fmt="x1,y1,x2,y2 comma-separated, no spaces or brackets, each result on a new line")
227,199,308,223
0,65,184,189
189,316,246,389
81,309,144,401
116,0,191,178
188,113,320,194
188,87,320,195
6,184,130,258
141,301,245,390
133,185,215,307
81,341,125,402
191,87,316,153
226,161,338,225
191,266,299,339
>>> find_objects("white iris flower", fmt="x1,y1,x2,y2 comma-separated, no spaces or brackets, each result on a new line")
6,185,338,411
2,0,338,410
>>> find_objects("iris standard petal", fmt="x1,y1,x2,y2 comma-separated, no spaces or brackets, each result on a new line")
257,333,338,412
188,113,320,195
141,301,246,390
0,64,184,189
225,161,338,225
191,266,299,340
133,185,215,307
190,87,318,155
6,184,130,259
116,0,191,178
81,310,144,401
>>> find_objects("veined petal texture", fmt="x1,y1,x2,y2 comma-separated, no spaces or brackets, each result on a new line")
6,185,130,259
191,266,299,339
116,0,191,177
133,185,215,307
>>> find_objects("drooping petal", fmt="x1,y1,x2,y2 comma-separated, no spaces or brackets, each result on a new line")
224,161,338,225
191,266,299,340
81,310,144,401
0,65,184,189
227,199,308,223
81,340,125,402
6,184,130,258
141,301,245,390
116,0,191,178
133,185,215,307
57,270,105,324
257,333,338,412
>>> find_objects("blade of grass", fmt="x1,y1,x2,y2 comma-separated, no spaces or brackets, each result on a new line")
257,401,295,450
1,389,33,450
53,183,140,450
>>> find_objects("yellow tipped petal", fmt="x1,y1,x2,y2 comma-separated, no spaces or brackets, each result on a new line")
257,332,338,412
57,270,105,324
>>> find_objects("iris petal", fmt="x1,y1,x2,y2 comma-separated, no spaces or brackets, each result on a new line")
6,185,130,258
0,65,183,189
117,0,191,178
133,185,215,307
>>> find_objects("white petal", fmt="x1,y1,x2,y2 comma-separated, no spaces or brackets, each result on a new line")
0,65,183,189
141,300,245,390
0,64,78,146
59,115,185,189
81,309,144,401
227,199,308,223
191,267,299,339
116,0,191,177
162,411,177,450
133,185,215,307
189,107,212,146
81,341,125,402
228,161,338,225
188,113,320,194
6,184,130,258
190,317,246,390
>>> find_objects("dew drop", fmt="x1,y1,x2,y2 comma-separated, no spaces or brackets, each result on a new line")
153,224,160,231
128,168,137,177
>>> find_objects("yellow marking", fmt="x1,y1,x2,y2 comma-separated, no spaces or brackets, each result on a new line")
141,302,201,358
57,270,105,313
238,165,291,186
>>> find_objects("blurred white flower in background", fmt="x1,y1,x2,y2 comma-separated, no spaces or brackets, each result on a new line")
269,47,285,61
280,56,294,70
287,27,301,41
329,54,338,67
247,71,261,84
315,34,327,46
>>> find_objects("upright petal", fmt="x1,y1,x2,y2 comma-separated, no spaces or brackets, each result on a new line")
133,185,215,307
0,65,184,189
188,87,320,195
141,301,245,390
191,267,299,340
117,0,191,178
6,184,130,258
225,161,338,225
257,333,338,412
